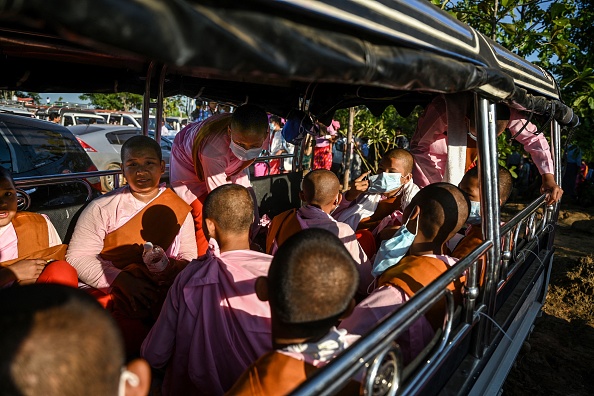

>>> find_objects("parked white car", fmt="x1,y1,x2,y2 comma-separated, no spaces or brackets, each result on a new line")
62,112,106,126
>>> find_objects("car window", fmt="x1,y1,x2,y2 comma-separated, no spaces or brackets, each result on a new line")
0,132,13,170
105,130,140,144
5,124,80,173
75,116,105,125
63,115,74,126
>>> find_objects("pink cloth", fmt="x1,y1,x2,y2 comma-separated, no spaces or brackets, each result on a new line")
410,95,554,188
66,185,197,291
169,114,253,205
141,246,273,396
339,254,458,363
294,205,374,294
0,214,61,262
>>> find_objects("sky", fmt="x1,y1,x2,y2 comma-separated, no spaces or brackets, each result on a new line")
42,93,89,105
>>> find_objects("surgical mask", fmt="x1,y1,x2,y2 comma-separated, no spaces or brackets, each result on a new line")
368,172,402,194
467,201,481,225
371,210,418,278
118,369,139,396
269,122,276,132
229,139,262,161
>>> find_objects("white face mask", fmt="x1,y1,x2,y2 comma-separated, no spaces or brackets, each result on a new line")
367,172,402,194
118,369,139,396
229,139,263,161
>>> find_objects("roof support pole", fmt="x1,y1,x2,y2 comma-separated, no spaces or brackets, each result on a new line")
155,65,167,144
141,61,155,136
471,97,501,358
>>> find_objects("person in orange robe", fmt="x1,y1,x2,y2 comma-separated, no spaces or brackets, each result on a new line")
0,167,77,288
67,136,197,357
226,228,361,396
451,166,513,265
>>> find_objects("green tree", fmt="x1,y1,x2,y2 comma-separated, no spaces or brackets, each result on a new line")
79,93,143,111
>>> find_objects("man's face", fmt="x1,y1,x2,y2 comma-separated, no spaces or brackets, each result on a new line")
229,127,266,150
0,177,18,227
122,147,165,194
377,156,411,195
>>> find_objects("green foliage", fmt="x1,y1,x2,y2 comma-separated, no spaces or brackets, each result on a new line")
78,93,143,111
430,0,594,161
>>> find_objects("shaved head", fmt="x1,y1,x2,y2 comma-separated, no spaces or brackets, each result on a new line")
406,182,469,246
0,285,124,396
461,166,514,205
301,170,341,206
231,104,268,138
203,184,255,233
268,228,359,338
382,148,414,174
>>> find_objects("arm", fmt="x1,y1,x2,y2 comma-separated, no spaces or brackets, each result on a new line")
0,259,47,287
65,202,122,290
508,110,561,204
339,285,406,336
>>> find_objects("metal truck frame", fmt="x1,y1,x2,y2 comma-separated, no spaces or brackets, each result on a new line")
0,1,579,394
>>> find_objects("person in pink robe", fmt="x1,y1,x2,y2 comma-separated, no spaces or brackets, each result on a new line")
141,184,273,396
410,94,562,204
169,104,269,255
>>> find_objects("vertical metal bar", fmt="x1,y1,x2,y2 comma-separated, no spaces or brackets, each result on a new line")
471,97,501,357
142,61,155,136
342,107,355,189
155,65,167,144
551,121,562,191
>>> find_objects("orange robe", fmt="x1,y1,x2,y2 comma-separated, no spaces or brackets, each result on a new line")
378,255,463,330
0,212,76,287
226,351,359,396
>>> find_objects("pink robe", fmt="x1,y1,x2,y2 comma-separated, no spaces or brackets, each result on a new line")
141,244,273,396
170,115,253,205
339,254,458,364
410,95,554,187
295,205,374,294
66,185,197,291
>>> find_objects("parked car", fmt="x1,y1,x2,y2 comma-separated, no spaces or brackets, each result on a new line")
0,113,100,210
62,112,106,127
97,112,142,128
68,124,172,191
148,116,176,136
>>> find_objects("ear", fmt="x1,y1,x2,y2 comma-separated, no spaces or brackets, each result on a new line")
339,298,356,321
335,193,342,206
160,160,166,175
255,276,269,302
204,218,217,241
403,173,412,184
406,205,421,233
124,359,151,396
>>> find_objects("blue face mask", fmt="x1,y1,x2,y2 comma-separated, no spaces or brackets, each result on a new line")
371,211,418,278
467,200,481,225
229,139,263,161
367,172,402,194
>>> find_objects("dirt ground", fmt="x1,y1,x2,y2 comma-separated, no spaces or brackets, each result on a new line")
502,201,594,395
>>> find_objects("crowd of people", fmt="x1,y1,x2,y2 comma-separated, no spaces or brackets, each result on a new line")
0,98,565,396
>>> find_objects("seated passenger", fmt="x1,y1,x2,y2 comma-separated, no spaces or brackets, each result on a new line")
451,166,513,259
142,184,273,396
339,183,469,364
0,167,77,288
266,169,374,294
0,284,150,396
227,228,360,396
333,148,419,239
66,136,197,355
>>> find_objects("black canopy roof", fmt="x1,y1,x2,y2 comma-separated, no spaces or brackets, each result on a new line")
0,0,578,126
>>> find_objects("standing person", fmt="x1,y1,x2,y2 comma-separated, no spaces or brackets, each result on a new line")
331,133,346,180
562,143,582,200
268,115,285,175
313,120,339,170
395,127,409,150
48,112,61,124
410,94,562,205
170,104,269,255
